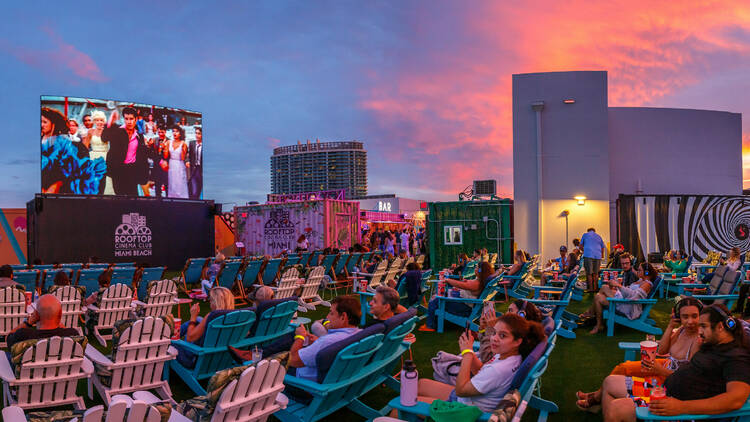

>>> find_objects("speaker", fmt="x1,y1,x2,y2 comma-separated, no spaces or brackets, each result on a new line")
210,203,222,216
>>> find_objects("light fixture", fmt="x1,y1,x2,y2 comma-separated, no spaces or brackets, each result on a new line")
563,99,576,104
574,196,586,206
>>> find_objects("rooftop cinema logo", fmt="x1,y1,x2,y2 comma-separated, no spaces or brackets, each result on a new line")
114,213,153,257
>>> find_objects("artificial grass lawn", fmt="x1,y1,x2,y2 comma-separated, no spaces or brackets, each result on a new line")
78,274,677,422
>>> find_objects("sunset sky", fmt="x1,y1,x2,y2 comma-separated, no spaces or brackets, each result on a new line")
1,1,749,207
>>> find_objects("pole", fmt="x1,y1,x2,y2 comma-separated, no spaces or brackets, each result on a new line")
531,101,545,259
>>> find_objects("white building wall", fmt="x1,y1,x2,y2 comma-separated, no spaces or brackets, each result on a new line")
513,71,611,262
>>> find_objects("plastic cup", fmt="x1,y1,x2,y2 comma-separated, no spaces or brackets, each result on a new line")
24,291,32,307
437,280,446,296
172,318,181,340
640,340,658,364
252,346,262,362
553,271,558,280
650,385,666,401
672,273,676,279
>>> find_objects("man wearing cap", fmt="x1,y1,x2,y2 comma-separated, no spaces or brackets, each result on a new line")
608,244,626,269
541,246,571,285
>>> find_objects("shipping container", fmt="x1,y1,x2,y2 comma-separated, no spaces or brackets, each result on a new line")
427,199,513,271
0,208,27,265
235,199,360,256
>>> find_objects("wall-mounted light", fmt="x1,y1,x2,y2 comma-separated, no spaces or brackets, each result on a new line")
574,196,586,206
563,99,576,104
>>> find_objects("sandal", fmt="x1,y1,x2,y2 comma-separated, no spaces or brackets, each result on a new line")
575,391,601,413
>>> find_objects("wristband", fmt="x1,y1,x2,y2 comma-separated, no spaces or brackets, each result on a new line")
460,349,474,356
294,335,306,341
322,320,330,326
478,329,485,334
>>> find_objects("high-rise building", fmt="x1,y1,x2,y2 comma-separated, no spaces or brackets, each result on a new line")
271,140,367,198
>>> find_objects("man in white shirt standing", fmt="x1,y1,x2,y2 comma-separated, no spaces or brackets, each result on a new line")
400,229,411,257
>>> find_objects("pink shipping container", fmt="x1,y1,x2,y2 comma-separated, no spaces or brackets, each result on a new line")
234,199,361,255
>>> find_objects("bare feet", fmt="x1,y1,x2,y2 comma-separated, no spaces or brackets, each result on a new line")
589,325,603,334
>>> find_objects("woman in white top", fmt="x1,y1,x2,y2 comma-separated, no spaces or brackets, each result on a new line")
86,110,114,195
416,313,547,412
164,125,189,198
296,234,309,252
723,247,742,272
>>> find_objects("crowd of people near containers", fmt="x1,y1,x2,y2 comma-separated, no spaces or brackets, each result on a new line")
3,231,750,421
41,105,203,198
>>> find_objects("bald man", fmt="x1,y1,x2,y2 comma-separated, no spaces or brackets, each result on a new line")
7,295,79,349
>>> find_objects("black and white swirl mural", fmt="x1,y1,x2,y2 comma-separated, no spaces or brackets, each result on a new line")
618,195,750,262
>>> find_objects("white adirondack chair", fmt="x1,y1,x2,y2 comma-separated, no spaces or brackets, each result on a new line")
356,259,388,292
0,287,27,348
271,268,302,300
51,286,85,336
85,316,177,405
415,254,425,268
135,358,288,422
2,404,105,422
0,336,93,410
297,266,328,312
133,279,179,318
382,258,404,288
87,284,134,346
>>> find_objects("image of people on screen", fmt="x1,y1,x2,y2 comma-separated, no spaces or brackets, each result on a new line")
40,96,203,199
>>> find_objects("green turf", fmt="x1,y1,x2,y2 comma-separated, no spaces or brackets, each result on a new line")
66,273,677,421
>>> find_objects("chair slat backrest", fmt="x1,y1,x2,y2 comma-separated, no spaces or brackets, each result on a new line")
300,266,326,301
88,263,111,270
308,251,322,267
196,311,256,376
253,300,297,338
299,251,313,267
384,258,404,284
141,279,178,318
115,262,136,267
345,253,363,275
183,258,209,284
646,277,663,300
140,267,166,285
275,268,300,299
12,270,39,293
77,269,105,296
42,268,74,292
110,317,173,392
217,261,243,290
33,264,54,271
320,254,338,278
0,287,26,347
285,254,301,268
368,259,389,289
51,285,84,334
241,260,264,290
212,359,286,422
334,254,350,277
15,336,86,408
61,263,84,271
99,284,134,328
260,259,284,285
111,267,136,287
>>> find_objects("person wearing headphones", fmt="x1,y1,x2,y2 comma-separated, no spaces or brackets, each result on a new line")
575,297,703,413
601,304,750,421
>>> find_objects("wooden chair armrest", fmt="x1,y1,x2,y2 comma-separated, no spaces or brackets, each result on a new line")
84,345,112,367
0,352,17,383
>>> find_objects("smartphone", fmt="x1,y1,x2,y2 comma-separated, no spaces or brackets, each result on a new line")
464,320,471,335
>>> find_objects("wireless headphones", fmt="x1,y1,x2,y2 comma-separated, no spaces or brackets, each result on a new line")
517,300,527,318
709,304,737,332
673,297,704,320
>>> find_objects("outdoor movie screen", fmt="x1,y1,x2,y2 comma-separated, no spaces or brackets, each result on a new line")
40,95,203,199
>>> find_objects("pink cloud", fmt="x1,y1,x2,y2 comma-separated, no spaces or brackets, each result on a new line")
267,137,281,149
0,26,108,83
359,1,750,198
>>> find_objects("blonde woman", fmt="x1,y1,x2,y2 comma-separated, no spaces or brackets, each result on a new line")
175,286,235,367
86,110,114,195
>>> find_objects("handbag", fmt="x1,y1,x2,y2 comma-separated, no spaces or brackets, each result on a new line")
431,351,462,385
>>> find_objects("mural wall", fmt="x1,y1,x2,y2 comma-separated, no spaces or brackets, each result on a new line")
235,200,360,256
0,209,27,265
617,195,750,262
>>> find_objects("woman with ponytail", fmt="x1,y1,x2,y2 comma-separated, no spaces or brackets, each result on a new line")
416,313,546,412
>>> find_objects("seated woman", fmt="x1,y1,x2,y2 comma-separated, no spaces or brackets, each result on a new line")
702,246,741,282
575,297,703,413
663,249,688,274
419,261,494,332
401,262,424,307
477,299,544,362
449,253,469,276
501,250,528,278
177,286,235,367
83,271,112,335
582,262,656,335
415,313,546,412
43,270,72,294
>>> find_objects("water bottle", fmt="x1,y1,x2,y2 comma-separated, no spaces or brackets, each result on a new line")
400,360,418,406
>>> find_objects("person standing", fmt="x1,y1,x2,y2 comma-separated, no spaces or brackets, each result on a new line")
165,125,188,198
86,111,115,195
79,114,93,140
188,126,203,199
580,227,606,292
103,107,149,196
400,229,410,256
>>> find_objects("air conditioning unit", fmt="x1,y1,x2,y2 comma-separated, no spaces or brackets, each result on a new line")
473,180,496,196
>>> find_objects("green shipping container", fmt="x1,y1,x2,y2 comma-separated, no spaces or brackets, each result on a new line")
427,199,513,271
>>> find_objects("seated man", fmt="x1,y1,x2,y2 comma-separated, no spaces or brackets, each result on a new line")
288,295,361,381
0,264,21,289
617,254,639,287
249,285,274,311
601,304,750,421
366,286,406,327
7,294,79,349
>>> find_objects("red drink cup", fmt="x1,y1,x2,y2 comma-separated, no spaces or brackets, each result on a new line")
553,271,558,280
603,271,609,281
672,273,676,279
172,318,181,340
650,385,666,401
746,270,750,280
438,280,446,296
360,278,368,292
24,291,32,307
640,340,658,365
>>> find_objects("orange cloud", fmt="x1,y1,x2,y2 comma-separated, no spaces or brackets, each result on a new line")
359,1,750,198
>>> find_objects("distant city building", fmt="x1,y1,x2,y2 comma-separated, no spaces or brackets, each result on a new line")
271,140,367,199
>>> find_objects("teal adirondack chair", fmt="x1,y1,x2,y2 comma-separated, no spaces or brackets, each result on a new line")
41,268,74,292
10,264,27,271
320,254,339,279
168,310,257,395
234,299,298,348
285,254,301,268
307,251,322,267
136,266,166,301
298,251,312,267
344,253,363,278
358,310,418,394
446,260,477,280
528,278,577,339
389,336,559,422
76,269,105,295
240,260,263,293
333,253,352,279
215,260,243,290
33,264,54,271
603,276,664,337
274,330,386,422
114,262,135,267
497,261,532,299
179,258,208,292
679,269,742,308
87,263,111,270
60,263,84,271
435,274,503,333
260,258,284,285
12,270,39,294
111,267,136,286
